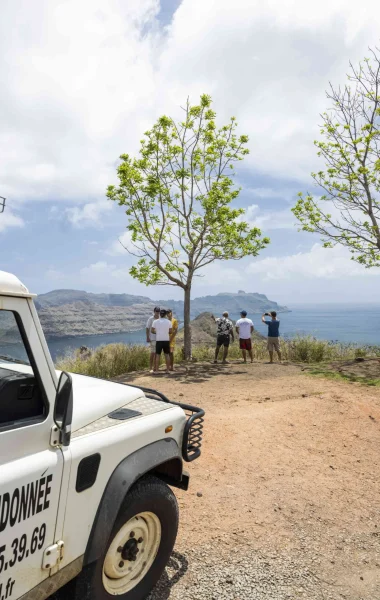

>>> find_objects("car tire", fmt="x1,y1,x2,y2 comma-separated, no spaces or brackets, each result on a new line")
56,475,179,600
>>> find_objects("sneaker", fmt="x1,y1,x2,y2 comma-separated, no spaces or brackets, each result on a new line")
149,369,154,373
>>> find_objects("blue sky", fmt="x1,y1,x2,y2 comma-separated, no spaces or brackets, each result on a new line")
1,0,380,305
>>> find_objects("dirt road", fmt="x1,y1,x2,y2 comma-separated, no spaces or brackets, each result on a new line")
121,361,380,600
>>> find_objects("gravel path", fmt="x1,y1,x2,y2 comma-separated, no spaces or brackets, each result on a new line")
149,532,380,600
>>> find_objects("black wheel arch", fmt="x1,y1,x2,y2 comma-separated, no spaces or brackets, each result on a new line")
84,438,183,567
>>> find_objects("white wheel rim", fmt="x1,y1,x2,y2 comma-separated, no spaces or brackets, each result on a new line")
102,512,161,595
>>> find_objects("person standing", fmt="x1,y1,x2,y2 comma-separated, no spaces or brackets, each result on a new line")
211,311,234,364
146,306,160,373
167,309,178,372
262,311,282,363
235,310,254,363
151,309,173,374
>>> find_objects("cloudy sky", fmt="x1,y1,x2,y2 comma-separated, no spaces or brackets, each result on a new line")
1,0,380,305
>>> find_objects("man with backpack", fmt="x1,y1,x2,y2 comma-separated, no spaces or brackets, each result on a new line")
211,311,234,364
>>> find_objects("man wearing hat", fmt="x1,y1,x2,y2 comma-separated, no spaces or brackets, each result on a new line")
235,310,254,363
146,306,160,373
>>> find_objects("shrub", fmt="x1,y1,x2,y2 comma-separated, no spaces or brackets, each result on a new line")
354,347,367,359
55,336,374,379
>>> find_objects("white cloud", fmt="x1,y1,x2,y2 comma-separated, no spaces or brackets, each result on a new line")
0,209,24,233
246,188,290,199
107,231,134,256
159,0,380,182
65,201,113,228
247,243,380,280
0,0,379,209
240,204,297,231
45,268,64,281
80,260,130,280
78,259,156,295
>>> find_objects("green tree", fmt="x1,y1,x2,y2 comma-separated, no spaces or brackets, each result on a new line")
107,94,269,359
292,47,380,267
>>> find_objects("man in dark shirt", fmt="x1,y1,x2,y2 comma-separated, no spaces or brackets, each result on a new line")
211,312,234,364
262,311,281,363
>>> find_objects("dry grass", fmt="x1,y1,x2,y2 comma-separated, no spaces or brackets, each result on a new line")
55,336,379,379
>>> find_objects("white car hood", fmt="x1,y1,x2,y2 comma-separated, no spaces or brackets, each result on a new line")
70,373,145,432
0,362,145,432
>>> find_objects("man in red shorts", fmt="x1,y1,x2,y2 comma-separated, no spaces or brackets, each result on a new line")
236,310,254,363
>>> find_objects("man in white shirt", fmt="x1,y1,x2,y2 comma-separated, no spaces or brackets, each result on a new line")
146,306,160,373
151,309,173,373
235,310,254,363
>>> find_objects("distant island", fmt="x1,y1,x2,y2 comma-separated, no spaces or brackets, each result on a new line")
35,288,290,339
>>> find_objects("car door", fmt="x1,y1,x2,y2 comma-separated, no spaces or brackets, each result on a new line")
0,298,64,600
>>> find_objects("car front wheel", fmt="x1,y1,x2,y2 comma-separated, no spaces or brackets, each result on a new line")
59,475,179,600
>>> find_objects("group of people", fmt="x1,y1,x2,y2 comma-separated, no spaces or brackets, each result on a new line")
211,310,281,364
146,306,281,373
146,307,178,374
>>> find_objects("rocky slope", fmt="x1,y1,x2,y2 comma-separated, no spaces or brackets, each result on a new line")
177,312,264,345
35,289,289,339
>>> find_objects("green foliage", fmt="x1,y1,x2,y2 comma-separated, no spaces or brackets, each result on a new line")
354,347,367,358
107,94,269,289
56,344,152,379
55,337,378,380
292,48,380,267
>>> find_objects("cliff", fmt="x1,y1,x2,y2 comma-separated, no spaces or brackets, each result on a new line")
35,289,289,339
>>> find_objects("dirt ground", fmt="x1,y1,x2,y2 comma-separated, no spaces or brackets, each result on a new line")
121,360,380,600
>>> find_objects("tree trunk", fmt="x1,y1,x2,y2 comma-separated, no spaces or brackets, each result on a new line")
183,286,192,361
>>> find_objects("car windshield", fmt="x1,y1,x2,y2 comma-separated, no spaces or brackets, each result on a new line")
0,310,30,366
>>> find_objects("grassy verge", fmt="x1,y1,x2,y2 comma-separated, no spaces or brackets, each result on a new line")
55,335,380,380
307,367,380,387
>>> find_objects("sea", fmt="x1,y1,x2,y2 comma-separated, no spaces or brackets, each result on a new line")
1,304,379,363
41,303,380,361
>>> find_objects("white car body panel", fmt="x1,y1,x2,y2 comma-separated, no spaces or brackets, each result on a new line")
0,275,191,600
0,363,148,433
61,405,184,569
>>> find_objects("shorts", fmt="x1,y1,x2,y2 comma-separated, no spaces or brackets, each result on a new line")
149,341,156,353
267,337,280,352
217,334,230,347
156,340,170,355
239,338,252,351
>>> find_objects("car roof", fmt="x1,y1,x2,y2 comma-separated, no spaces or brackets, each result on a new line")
0,271,34,298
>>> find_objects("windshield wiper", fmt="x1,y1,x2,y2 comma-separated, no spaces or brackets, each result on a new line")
0,354,29,366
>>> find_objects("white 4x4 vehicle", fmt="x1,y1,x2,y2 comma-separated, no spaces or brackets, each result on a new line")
0,272,204,600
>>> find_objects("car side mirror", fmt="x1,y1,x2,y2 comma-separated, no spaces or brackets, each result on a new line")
54,371,73,446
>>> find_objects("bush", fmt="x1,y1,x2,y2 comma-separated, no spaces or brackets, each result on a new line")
56,343,151,379
56,336,374,380
354,347,367,359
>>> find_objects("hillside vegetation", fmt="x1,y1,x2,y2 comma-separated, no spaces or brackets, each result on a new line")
56,335,379,380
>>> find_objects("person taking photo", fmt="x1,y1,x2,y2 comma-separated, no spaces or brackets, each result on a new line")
262,311,281,363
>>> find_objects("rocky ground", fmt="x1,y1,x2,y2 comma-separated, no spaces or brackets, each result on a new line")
119,360,380,600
